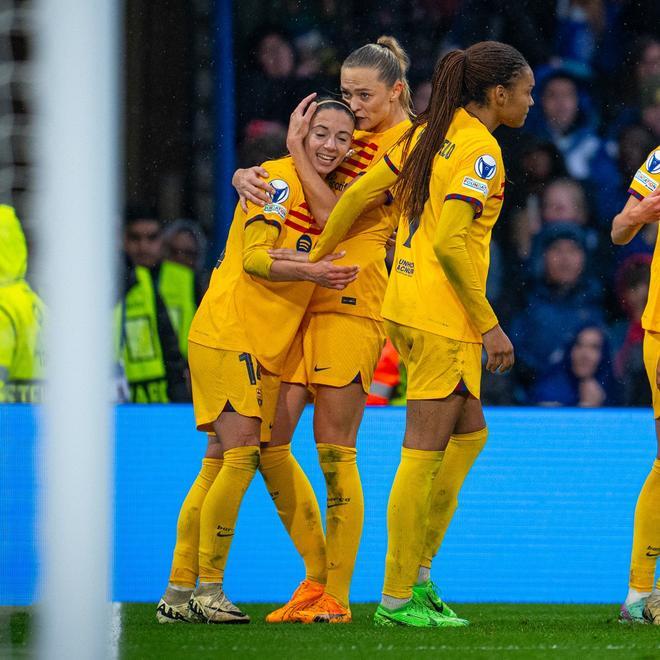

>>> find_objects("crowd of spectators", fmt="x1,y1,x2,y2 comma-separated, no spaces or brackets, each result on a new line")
232,1,660,407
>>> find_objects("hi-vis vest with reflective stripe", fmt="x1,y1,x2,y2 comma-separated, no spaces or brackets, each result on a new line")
0,281,46,403
116,266,169,403
158,260,196,359
115,262,196,403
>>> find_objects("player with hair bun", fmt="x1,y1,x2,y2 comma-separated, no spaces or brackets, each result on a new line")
308,40,534,627
234,36,414,624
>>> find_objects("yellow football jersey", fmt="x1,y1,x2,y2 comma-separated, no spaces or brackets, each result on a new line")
189,156,320,374
381,108,505,343
308,120,411,320
630,146,660,333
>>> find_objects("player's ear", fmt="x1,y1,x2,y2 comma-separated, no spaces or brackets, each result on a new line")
390,80,404,102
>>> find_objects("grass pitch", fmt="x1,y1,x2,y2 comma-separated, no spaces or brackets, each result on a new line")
4,603,660,659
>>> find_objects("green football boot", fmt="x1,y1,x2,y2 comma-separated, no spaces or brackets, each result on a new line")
374,596,467,628
413,579,469,625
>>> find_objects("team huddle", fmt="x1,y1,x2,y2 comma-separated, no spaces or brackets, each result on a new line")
154,38,660,628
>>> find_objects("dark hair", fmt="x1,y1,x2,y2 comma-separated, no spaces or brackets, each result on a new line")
394,41,529,222
312,97,356,124
342,36,413,118
124,203,160,227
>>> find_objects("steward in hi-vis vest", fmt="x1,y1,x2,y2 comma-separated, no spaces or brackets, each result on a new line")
116,260,198,403
0,205,46,403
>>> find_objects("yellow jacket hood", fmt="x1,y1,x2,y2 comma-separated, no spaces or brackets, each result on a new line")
0,205,28,285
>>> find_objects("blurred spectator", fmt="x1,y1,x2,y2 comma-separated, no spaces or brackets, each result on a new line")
237,120,287,168
117,208,201,403
237,27,301,126
448,0,553,68
0,206,45,403
162,218,211,296
612,255,652,407
412,79,432,114
506,139,567,262
525,69,601,180
609,36,660,134
162,219,208,271
510,224,604,398
554,0,623,80
589,124,656,232
530,324,618,406
640,75,660,142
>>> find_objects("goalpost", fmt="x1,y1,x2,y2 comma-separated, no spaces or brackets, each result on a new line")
35,0,119,657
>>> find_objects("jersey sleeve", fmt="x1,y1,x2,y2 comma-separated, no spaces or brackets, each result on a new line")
309,155,399,261
242,218,280,279
444,140,505,218
628,147,660,200
244,164,300,231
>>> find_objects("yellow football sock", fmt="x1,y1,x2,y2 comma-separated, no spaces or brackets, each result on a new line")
198,446,260,583
420,427,488,570
629,459,660,591
259,444,327,584
383,447,443,599
317,443,364,606
169,457,223,587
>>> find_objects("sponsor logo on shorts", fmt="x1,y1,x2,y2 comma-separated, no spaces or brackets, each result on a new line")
314,365,330,372
263,202,286,220
341,296,357,305
269,179,290,204
216,525,235,538
646,545,660,558
474,154,497,180
396,258,415,276
462,176,488,195
634,170,658,193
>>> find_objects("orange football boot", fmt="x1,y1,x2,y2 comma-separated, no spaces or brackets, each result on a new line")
265,579,325,623
292,593,352,624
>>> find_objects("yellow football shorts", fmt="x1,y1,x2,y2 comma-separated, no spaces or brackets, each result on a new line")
643,330,660,418
385,319,482,400
281,312,386,395
188,340,279,441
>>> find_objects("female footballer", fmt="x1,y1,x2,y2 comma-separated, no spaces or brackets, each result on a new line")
611,147,660,625
156,99,359,624
235,37,417,624
307,41,534,627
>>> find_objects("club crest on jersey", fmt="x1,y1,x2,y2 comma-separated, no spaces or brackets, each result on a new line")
269,179,290,204
474,154,497,180
647,150,660,175
296,234,312,253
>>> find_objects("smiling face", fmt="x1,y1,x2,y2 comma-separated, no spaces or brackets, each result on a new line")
303,107,354,177
340,66,401,132
496,66,535,129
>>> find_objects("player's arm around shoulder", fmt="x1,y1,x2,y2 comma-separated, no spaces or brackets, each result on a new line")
612,148,660,245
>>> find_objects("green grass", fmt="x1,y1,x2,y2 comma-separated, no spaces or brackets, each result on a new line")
4,603,660,659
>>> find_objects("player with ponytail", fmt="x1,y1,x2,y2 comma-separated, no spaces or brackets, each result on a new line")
308,41,534,627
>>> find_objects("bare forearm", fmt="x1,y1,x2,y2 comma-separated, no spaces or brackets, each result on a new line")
289,140,337,227
611,209,642,245
268,259,314,282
